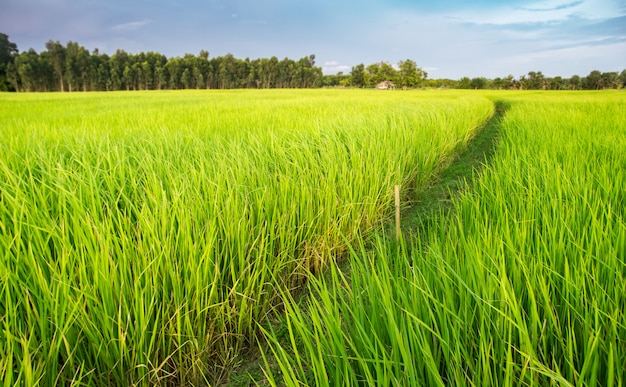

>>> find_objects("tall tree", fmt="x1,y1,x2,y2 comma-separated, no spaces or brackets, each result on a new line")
397,59,426,88
365,62,397,86
91,50,111,91
503,74,515,89
569,75,581,90
350,63,366,88
0,33,19,91
456,77,471,89
14,50,36,91
45,40,66,91
64,41,90,91
526,71,545,90
549,76,566,90
583,70,602,90
470,77,488,89
165,57,183,89
76,45,91,91
14,48,52,92
600,71,619,89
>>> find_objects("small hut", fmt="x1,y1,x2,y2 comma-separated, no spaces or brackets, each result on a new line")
376,80,396,90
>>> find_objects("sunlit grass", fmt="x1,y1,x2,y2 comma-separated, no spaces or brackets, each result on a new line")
0,89,494,385
260,91,626,386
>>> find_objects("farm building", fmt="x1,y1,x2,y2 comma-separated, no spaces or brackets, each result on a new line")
376,80,396,90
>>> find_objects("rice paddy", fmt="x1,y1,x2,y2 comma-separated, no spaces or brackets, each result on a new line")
0,90,623,386
260,91,626,386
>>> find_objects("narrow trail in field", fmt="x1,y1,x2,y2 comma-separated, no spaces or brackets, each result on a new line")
395,100,507,239
226,100,508,386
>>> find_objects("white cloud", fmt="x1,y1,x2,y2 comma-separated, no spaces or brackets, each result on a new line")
112,19,152,32
498,40,626,76
322,61,351,74
520,0,584,12
448,0,623,25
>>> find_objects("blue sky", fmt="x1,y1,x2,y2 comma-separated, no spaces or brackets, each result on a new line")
2,0,624,78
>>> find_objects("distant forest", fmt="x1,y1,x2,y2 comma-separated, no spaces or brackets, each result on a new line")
1,33,625,92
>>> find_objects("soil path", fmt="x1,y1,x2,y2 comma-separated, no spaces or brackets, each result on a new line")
395,99,507,240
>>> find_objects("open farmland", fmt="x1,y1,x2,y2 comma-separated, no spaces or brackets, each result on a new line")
0,90,495,385
261,92,626,386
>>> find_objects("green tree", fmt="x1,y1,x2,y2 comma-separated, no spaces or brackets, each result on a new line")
569,75,581,90
256,56,278,88
64,41,91,91
155,65,168,90
91,50,111,91
5,62,19,91
502,74,515,89
109,49,130,90
165,57,183,89
13,49,53,92
279,57,297,88
600,71,619,89
76,45,92,91
397,59,426,88
45,40,66,91
217,53,237,89
526,71,545,90
193,51,211,89
365,61,397,86
549,76,566,90
144,52,167,90
14,50,37,91
517,74,527,90
0,33,19,91
350,63,365,88
247,58,258,88
470,77,488,89
456,77,471,89
583,70,602,89
491,77,504,89
132,62,143,90
296,54,319,88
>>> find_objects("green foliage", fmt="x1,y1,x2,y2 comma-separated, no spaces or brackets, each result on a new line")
0,33,18,91
365,61,398,86
5,37,323,91
397,59,426,88
350,63,366,87
447,71,623,91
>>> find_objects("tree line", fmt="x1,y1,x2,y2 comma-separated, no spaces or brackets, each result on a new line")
322,61,428,89
1,33,624,92
0,34,322,92
447,70,626,90
322,68,626,90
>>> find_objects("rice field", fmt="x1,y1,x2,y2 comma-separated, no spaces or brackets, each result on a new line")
1,90,624,386
261,91,626,386
0,90,496,385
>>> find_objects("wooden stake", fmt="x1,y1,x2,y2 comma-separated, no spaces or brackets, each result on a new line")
395,185,401,240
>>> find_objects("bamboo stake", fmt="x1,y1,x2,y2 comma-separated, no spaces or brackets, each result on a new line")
395,185,401,240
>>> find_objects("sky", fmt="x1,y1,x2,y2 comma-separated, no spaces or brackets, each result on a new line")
2,0,625,79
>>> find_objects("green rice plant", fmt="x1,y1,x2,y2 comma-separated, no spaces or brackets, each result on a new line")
0,90,493,385
260,91,626,386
